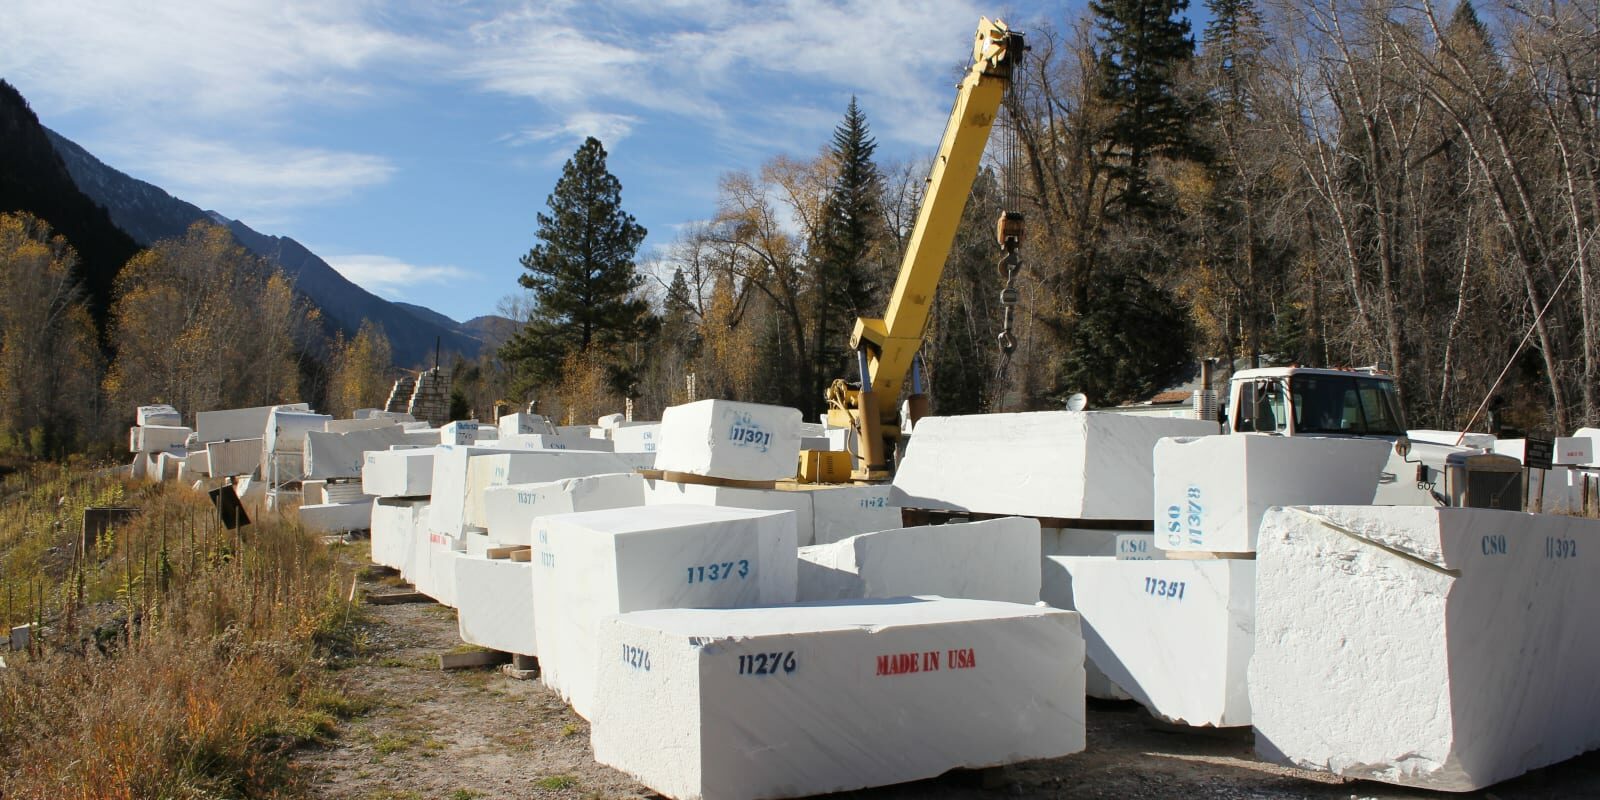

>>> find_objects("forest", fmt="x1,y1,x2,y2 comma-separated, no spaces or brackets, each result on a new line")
477,0,1600,437
3,0,1598,453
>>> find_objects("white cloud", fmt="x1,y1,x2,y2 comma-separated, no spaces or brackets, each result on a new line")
103,136,396,220
0,0,434,122
323,254,473,300
507,111,641,151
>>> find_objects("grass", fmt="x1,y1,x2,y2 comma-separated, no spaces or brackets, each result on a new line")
536,775,580,791
0,462,366,798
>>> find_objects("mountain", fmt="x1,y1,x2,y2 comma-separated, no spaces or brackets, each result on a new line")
0,80,138,326
393,301,462,333
41,127,481,367
461,315,520,349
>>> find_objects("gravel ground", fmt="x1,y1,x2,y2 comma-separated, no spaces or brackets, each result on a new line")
290,565,1600,800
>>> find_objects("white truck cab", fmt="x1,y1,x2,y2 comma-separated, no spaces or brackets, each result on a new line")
1223,366,1521,508
1226,366,1406,438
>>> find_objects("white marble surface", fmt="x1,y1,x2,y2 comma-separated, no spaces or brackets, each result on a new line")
452,450,640,539
362,448,436,498
302,426,409,480
808,484,902,546
128,424,191,453
1251,505,1600,790
478,473,645,546
1043,555,1253,727
531,505,797,719
455,557,536,655
205,438,261,478
136,404,180,426
297,500,374,533
797,518,1040,605
656,400,802,481
590,597,1085,800
644,479,815,545
1153,434,1388,553
370,498,427,573
195,404,306,444
891,411,1215,519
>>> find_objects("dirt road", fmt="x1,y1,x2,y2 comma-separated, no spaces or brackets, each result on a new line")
291,567,1600,799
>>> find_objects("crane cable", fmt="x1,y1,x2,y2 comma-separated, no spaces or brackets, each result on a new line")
993,82,1025,398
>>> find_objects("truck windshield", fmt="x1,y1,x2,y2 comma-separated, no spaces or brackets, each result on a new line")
1290,374,1405,436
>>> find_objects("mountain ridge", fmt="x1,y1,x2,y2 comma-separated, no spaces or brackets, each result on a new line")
42,126,483,367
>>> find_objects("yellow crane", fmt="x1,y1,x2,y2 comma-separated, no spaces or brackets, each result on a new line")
825,17,1025,481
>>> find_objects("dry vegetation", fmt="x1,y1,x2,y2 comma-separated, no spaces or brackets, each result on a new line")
0,463,365,799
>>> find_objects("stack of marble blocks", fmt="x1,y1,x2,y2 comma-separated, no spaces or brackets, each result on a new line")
1042,433,1388,727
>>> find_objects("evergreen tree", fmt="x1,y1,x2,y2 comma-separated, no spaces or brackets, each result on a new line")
809,98,883,412
500,137,653,396
1091,0,1206,215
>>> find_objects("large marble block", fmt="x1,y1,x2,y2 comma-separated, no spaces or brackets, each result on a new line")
195,404,307,444
477,473,646,546
370,498,426,574
455,556,536,656
1251,505,1600,791
531,505,798,719
129,424,192,454
136,404,180,427
798,518,1040,604
891,411,1216,520
302,426,409,480
500,433,615,452
264,409,330,455
656,400,802,481
1043,555,1253,727
451,450,641,538
205,438,261,477
361,448,436,498
645,479,815,545
808,484,902,546
591,598,1085,800
1153,434,1388,553
610,424,661,454
440,420,484,445
297,500,374,533
498,412,552,436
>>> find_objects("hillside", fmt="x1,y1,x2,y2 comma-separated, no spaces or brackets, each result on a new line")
0,79,138,326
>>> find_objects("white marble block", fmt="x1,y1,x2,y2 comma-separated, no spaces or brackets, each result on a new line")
451,449,641,538
656,400,802,481
610,424,662,454
176,451,210,483
498,412,552,436
455,557,536,655
808,484,902,546
361,448,435,498
645,479,815,545
500,433,615,452
302,479,327,506
892,411,1216,520
302,426,409,480
1251,505,1600,791
798,518,1040,604
439,420,482,445
195,404,306,444
1153,434,1389,553
264,409,330,455
129,425,192,454
531,505,798,719
590,597,1085,800
479,473,646,546
1042,555,1253,727
371,498,428,574
297,500,374,533
136,404,180,427
154,450,184,481
204,438,260,477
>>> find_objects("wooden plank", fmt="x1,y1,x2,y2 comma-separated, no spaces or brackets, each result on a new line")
439,649,511,670
365,591,433,605
1161,550,1256,561
509,548,533,562
486,545,528,560
900,507,1153,532
661,470,778,491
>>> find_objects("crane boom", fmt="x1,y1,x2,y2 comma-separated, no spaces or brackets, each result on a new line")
826,17,1024,481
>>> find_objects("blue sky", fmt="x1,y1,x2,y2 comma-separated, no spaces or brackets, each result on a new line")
1,1,1105,324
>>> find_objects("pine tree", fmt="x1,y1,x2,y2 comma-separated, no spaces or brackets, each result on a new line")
1091,0,1206,215
809,98,883,411
500,137,653,395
